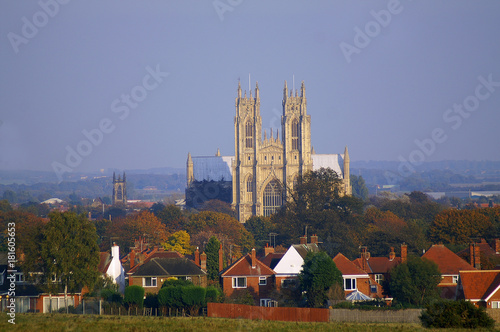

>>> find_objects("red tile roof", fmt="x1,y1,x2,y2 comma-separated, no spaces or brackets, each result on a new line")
98,252,111,274
422,244,475,275
459,270,500,301
333,253,368,276
352,256,401,274
260,253,285,270
221,254,275,277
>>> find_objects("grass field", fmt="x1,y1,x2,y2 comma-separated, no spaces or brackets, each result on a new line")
0,313,494,331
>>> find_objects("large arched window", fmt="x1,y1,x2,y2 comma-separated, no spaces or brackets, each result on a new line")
291,120,299,150
263,180,282,217
245,121,253,148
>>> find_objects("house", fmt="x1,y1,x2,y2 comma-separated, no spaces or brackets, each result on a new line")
260,244,285,271
220,248,276,306
129,257,207,293
272,236,320,290
422,244,476,299
456,270,500,308
457,239,500,270
98,244,125,293
352,245,407,293
333,253,384,299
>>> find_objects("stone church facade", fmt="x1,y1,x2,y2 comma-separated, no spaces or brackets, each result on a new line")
187,81,351,222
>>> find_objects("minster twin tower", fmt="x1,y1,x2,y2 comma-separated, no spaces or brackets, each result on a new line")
187,80,351,222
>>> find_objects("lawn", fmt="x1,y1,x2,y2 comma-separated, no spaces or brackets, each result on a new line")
0,313,488,331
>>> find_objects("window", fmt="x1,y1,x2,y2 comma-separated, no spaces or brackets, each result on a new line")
492,301,500,309
291,120,299,150
144,277,157,287
259,277,267,285
281,279,297,289
452,275,459,284
370,285,377,293
246,176,253,192
263,180,282,217
260,299,271,307
344,278,356,291
245,121,253,148
232,277,246,288
375,274,384,284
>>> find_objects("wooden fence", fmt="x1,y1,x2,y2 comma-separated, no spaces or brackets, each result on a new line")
207,303,329,322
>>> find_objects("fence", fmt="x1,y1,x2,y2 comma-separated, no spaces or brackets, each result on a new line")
207,303,329,322
329,309,423,323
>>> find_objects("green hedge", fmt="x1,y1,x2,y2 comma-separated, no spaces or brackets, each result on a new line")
420,300,494,328
124,285,145,309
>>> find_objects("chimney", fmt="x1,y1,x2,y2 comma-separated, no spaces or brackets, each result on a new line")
389,247,395,261
311,234,318,244
401,244,407,263
474,244,481,269
495,239,500,254
195,247,200,267
469,243,474,266
251,248,256,269
200,251,207,271
361,247,368,272
219,244,223,272
264,243,274,257
300,236,307,245
130,249,136,269
111,243,120,259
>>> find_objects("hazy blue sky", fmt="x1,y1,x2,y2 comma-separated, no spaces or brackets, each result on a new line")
1,1,499,177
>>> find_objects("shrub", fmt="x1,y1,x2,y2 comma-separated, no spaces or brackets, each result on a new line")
144,293,159,309
58,305,77,314
205,287,222,303
420,300,495,328
101,289,123,305
124,285,145,309
158,286,183,309
161,277,193,288
182,286,206,316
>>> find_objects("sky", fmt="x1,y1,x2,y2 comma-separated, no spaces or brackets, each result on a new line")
1,1,499,178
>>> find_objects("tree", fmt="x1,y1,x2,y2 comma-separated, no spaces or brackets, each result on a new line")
350,175,369,201
205,236,221,281
429,209,492,244
199,199,236,218
23,212,100,312
124,285,145,309
244,216,274,249
388,256,441,306
106,210,169,250
162,230,194,255
420,300,494,328
299,251,343,308
154,204,188,233
273,168,365,258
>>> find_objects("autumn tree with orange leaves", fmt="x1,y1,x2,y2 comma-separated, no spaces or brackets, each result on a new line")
106,210,169,251
429,209,493,244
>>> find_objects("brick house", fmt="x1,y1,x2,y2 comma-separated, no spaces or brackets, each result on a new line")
422,244,476,299
220,248,276,306
128,257,207,293
456,270,500,308
333,253,384,299
272,236,320,290
352,244,407,294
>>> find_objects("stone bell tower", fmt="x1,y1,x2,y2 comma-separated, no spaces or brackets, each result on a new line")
112,172,127,205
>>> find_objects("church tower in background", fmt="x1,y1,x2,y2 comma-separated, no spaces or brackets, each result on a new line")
112,172,127,205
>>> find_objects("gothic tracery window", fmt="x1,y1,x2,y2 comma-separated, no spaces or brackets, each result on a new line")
291,120,299,150
263,180,282,217
245,121,253,148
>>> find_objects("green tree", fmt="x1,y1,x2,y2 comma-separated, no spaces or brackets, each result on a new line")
244,216,274,248
274,168,365,258
388,256,441,306
23,211,100,312
124,285,145,309
299,251,343,308
155,204,188,233
420,300,494,328
350,175,369,201
429,209,492,244
205,236,221,281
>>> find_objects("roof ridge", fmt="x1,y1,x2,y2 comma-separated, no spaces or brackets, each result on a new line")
151,257,169,275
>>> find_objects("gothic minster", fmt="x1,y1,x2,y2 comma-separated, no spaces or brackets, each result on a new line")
186,80,351,222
